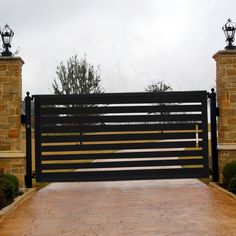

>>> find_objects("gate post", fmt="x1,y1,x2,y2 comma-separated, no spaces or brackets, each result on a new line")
209,89,219,182
213,50,236,181
0,57,25,186
25,92,32,188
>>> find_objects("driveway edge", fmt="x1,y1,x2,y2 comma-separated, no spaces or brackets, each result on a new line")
0,188,36,223
209,182,236,201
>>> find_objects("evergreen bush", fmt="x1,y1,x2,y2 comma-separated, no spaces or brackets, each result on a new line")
3,174,19,194
0,174,20,210
0,177,15,200
229,174,236,191
0,191,7,209
222,161,236,186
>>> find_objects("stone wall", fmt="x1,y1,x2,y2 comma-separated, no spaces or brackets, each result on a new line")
213,50,236,180
0,57,25,186
0,152,25,185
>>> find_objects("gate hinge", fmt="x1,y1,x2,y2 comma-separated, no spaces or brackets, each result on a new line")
216,107,219,116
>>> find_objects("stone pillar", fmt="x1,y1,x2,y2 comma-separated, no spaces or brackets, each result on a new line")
0,57,25,186
213,50,236,181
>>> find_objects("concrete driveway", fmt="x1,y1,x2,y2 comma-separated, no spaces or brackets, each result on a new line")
0,179,236,236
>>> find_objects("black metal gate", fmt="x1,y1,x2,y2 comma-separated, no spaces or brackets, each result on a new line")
28,91,210,182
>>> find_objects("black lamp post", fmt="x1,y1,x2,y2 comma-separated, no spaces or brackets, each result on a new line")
222,18,236,50
0,24,14,56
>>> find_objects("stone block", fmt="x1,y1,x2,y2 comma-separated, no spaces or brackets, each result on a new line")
0,65,7,71
8,116,19,123
3,83,20,94
7,64,20,71
0,129,8,135
8,129,19,139
220,57,233,64
0,116,8,124
5,108,16,116
221,109,236,116
226,68,236,76
0,105,6,112
0,76,8,82
0,145,11,151
222,76,236,83
221,100,230,108
6,70,18,76
0,71,7,76
2,95,14,102
0,124,8,129
227,117,236,124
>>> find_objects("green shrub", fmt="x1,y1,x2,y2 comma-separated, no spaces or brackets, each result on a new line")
0,174,20,209
0,191,7,209
229,174,236,190
3,174,19,194
222,161,236,186
0,178,15,200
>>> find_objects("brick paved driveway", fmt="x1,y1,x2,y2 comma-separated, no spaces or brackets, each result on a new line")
0,179,236,236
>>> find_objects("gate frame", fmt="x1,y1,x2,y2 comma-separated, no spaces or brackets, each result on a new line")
24,90,218,186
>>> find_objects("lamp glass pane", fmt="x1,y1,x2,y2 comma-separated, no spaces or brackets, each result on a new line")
3,35,10,44
232,29,236,39
224,30,228,39
227,29,234,39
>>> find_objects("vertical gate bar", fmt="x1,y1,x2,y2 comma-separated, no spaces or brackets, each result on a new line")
195,124,199,148
201,91,209,176
34,96,42,181
25,92,32,188
210,88,219,182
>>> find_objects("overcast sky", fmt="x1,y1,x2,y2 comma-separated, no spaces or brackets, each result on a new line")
1,0,235,95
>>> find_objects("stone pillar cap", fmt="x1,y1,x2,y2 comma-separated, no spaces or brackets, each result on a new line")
0,56,24,65
213,50,236,60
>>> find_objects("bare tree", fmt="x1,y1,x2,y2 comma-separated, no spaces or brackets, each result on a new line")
145,81,173,129
52,55,104,144
145,81,173,93
52,54,103,95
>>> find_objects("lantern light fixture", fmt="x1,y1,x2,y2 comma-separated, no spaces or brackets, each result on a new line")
222,18,236,50
0,24,14,56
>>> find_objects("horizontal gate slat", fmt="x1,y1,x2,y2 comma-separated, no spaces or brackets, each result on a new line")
41,123,202,133
41,158,204,170
38,168,208,182
41,132,202,143
41,150,203,161
41,141,201,152
41,105,203,115
36,91,207,105
41,114,203,124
